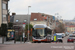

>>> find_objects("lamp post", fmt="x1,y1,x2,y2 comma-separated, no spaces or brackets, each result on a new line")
28,6,31,41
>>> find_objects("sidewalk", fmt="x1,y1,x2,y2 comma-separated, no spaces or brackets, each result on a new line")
0,37,2,44
0,40,31,45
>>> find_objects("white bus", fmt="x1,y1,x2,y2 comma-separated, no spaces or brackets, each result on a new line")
32,24,52,43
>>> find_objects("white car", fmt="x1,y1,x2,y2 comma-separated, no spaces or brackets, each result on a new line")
73,33,75,35
56,33,63,42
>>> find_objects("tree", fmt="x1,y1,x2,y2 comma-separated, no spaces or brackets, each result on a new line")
25,24,33,36
55,23,65,33
25,24,33,31
0,24,7,36
58,23,65,32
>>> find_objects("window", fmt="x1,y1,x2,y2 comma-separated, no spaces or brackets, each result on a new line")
3,3,6,9
44,16,45,17
3,15,6,21
74,28,75,30
24,20,27,22
72,28,74,30
16,20,19,22
3,15,6,17
34,18,37,21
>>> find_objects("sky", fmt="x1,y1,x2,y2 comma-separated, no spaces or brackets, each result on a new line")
8,0,75,20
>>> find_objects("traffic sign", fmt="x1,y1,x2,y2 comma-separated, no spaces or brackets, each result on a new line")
23,23,25,28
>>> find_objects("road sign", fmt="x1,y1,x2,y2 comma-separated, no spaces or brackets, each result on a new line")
23,23,25,28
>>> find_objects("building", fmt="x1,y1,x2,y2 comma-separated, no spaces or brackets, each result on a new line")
13,15,30,24
66,25,75,33
8,15,10,23
30,13,54,28
0,0,9,26
59,19,63,23
12,15,31,36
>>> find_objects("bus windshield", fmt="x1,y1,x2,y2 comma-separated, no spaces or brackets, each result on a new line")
33,28,45,37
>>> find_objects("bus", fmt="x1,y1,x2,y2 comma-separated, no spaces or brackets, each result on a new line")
6,29,15,41
32,24,52,43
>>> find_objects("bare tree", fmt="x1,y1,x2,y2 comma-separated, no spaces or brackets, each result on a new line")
55,23,65,33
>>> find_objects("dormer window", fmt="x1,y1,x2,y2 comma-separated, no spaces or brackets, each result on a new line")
44,16,45,17
24,20,27,22
16,20,19,22
34,18,37,21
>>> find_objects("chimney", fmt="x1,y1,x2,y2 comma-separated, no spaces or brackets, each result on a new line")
12,13,16,16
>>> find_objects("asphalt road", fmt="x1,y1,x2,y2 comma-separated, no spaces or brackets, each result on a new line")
0,35,75,50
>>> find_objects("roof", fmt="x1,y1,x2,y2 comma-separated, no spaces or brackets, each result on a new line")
66,25,75,27
14,15,31,23
30,13,44,21
30,13,53,21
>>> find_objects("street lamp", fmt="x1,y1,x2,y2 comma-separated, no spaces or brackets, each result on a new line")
28,6,31,41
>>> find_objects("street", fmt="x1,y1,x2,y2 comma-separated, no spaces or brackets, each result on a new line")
0,35,75,50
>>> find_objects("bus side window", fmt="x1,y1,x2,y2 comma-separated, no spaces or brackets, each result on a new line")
47,29,49,34
45,28,47,36
32,28,34,32
32,28,36,36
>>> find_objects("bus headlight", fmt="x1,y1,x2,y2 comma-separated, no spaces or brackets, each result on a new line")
33,37,35,39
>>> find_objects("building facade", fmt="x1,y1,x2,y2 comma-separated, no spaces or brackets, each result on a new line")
0,0,9,26
30,13,54,28
13,15,31,36
66,25,75,33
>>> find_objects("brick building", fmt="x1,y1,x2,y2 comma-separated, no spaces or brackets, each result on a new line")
30,13,54,28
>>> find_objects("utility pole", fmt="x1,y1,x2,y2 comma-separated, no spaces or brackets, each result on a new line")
27,6,31,42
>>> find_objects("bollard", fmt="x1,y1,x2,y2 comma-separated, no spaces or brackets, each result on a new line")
14,37,16,44
2,37,4,44
24,37,25,43
20,37,22,43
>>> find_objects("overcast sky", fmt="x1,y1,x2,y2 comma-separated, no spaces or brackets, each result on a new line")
8,0,75,20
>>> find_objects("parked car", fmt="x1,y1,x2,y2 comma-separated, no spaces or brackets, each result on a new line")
69,34,72,36
69,34,75,41
65,32,69,36
73,32,75,35
67,37,74,43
